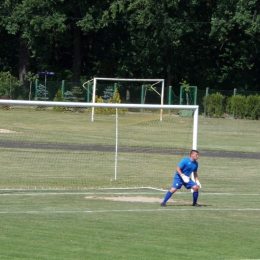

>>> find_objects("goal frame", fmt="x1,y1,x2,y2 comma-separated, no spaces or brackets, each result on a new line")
0,99,199,189
0,99,199,151
89,77,165,121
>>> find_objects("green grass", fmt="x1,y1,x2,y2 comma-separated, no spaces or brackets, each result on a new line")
198,117,260,153
0,107,260,259
0,190,259,260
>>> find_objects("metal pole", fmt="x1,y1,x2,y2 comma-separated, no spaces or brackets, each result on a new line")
35,79,38,100
141,85,145,104
232,88,237,118
204,87,209,117
168,86,172,105
114,108,118,180
168,85,172,114
87,82,90,102
91,78,97,122
61,80,65,99
160,80,165,121
180,86,183,105
193,107,199,150
194,86,198,105
45,73,47,99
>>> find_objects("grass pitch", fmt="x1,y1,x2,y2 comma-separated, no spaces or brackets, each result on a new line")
0,107,260,259
0,188,259,260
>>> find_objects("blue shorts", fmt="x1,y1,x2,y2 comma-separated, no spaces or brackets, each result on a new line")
172,177,196,190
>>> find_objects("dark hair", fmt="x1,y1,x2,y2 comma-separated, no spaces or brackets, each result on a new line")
190,149,199,155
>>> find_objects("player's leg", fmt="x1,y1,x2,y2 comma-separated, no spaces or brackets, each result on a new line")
160,187,177,206
185,181,200,206
191,185,200,206
161,178,182,206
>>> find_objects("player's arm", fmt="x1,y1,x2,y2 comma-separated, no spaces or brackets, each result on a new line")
177,166,189,183
193,171,202,188
176,166,183,177
193,171,199,181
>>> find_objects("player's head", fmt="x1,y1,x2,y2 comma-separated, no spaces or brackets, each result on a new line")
190,149,199,161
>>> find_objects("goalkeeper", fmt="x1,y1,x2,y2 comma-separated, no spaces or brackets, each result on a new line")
161,149,202,207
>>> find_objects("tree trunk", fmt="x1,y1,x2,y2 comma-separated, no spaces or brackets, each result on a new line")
165,44,173,103
19,36,30,84
72,25,82,86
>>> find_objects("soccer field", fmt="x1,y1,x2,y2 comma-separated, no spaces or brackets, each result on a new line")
0,183,259,260
0,108,260,259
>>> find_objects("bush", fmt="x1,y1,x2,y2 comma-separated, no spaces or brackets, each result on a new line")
53,89,66,112
0,71,20,98
245,95,260,120
92,89,128,115
203,92,225,118
227,95,246,119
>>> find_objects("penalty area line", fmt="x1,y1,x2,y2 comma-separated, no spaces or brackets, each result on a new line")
0,208,260,214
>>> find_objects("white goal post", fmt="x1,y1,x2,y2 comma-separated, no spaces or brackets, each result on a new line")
84,77,165,122
0,99,198,190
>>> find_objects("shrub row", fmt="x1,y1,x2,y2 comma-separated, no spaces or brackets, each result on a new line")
203,93,260,119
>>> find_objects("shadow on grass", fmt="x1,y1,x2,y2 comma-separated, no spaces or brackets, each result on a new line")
161,204,210,207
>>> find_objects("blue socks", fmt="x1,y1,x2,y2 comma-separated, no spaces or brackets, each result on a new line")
193,192,199,204
163,191,173,203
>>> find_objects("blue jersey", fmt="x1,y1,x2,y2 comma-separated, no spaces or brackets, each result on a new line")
174,157,198,179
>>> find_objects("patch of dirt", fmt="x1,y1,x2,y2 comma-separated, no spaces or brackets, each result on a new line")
0,129,17,133
85,196,176,203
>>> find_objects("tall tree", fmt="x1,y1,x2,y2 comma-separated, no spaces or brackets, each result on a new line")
102,0,212,91
210,0,260,90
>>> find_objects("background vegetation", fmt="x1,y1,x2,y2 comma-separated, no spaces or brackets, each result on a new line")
1,0,260,99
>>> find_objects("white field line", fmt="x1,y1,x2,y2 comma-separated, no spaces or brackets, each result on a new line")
0,192,260,196
0,208,260,214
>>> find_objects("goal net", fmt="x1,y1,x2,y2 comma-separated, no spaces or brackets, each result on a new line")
0,100,198,191
83,78,165,121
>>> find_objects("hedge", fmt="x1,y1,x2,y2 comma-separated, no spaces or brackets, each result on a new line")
203,94,260,120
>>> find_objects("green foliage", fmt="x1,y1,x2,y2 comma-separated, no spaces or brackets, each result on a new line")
245,95,260,120
93,88,127,114
204,93,260,120
72,86,84,102
24,71,39,82
1,0,260,92
180,80,190,92
102,86,114,103
64,91,74,102
53,89,65,112
64,86,85,112
228,94,247,119
109,88,121,104
0,71,19,98
180,80,191,105
35,83,49,110
24,72,39,100
37,84,49,101
203,93,225,118
64,86,84,103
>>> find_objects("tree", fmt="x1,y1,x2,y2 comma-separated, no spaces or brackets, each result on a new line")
209,0,260,90
0,71,20,98
102,0,213,92
24,71,39,100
